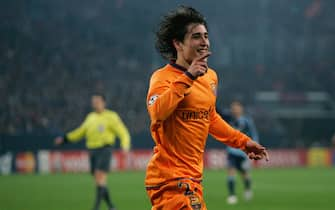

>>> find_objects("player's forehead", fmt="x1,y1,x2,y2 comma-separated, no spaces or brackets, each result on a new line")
185,23,208,36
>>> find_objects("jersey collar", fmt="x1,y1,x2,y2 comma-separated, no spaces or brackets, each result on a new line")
169,61,188,72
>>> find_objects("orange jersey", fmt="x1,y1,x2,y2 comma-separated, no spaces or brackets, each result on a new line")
145,63,251,186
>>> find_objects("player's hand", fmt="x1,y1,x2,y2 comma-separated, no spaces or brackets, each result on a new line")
187,52,211,78
244,140,269,161
54,136,64,146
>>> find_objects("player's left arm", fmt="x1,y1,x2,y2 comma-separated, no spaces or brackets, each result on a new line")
209,108,269,161
207,71,248,149
208,70,268,160
209,107,249,149
110,113,131,152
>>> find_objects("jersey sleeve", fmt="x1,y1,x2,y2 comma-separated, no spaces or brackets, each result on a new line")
207,70,251,149
65,116,88,142
147,71,194,127
209,105,251,150
110,113,131,151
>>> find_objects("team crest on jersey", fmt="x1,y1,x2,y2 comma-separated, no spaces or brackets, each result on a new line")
210,82,217,96
148,94,159,106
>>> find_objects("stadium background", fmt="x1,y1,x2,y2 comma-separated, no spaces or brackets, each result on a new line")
1,0,335,210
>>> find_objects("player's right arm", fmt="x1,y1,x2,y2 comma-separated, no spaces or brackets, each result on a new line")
54,116,88,145
147,71,193,125
147,53,211,125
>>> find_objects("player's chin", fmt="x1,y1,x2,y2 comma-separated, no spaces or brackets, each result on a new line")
196,51,208,58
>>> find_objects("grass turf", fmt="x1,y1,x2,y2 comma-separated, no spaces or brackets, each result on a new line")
0,168,334,210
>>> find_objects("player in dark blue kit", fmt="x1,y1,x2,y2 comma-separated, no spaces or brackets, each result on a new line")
220,101,259,204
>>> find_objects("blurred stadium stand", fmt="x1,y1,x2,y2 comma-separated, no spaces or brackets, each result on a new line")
1,0,335,151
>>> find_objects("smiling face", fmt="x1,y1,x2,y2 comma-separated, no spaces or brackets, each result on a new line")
174,23,210,66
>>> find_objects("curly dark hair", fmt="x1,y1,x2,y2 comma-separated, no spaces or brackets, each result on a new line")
155,6,208,61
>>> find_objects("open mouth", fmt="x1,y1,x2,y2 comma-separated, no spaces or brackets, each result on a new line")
197,48,208,54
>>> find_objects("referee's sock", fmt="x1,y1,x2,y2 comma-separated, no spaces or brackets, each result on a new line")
102,186,115,209
93,186,104,210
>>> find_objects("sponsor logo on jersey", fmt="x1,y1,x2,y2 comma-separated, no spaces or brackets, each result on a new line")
180,109,210,121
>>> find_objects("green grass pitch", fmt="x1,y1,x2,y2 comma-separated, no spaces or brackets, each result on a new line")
0,168,334,210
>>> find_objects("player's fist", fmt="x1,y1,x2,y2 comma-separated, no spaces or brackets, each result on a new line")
244,140,269,161
187,52,211,79
54,136,64,146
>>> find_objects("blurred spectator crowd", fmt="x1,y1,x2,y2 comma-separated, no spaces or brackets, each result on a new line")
1,0,334,137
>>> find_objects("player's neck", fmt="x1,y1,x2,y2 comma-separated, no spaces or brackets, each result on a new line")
175,57,191,69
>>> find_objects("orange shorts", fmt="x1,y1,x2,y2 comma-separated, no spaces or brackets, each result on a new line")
146,179,207,210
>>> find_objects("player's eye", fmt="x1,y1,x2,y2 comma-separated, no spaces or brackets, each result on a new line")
192,34,201,39
191,33,209,40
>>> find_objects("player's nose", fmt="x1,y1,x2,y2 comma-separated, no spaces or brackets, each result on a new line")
200,37,208,45
200,41,209,50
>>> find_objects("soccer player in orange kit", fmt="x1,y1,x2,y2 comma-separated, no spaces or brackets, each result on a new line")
145,6,269,210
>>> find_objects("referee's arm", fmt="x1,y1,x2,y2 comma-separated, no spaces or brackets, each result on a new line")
111,114,131,151
64,119,87,143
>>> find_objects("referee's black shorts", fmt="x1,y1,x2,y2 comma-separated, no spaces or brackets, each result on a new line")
89,145,112,174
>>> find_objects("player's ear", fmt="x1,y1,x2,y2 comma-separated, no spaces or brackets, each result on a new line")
173,39,183,52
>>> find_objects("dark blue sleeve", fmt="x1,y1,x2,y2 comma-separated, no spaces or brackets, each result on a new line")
246,117,259,142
